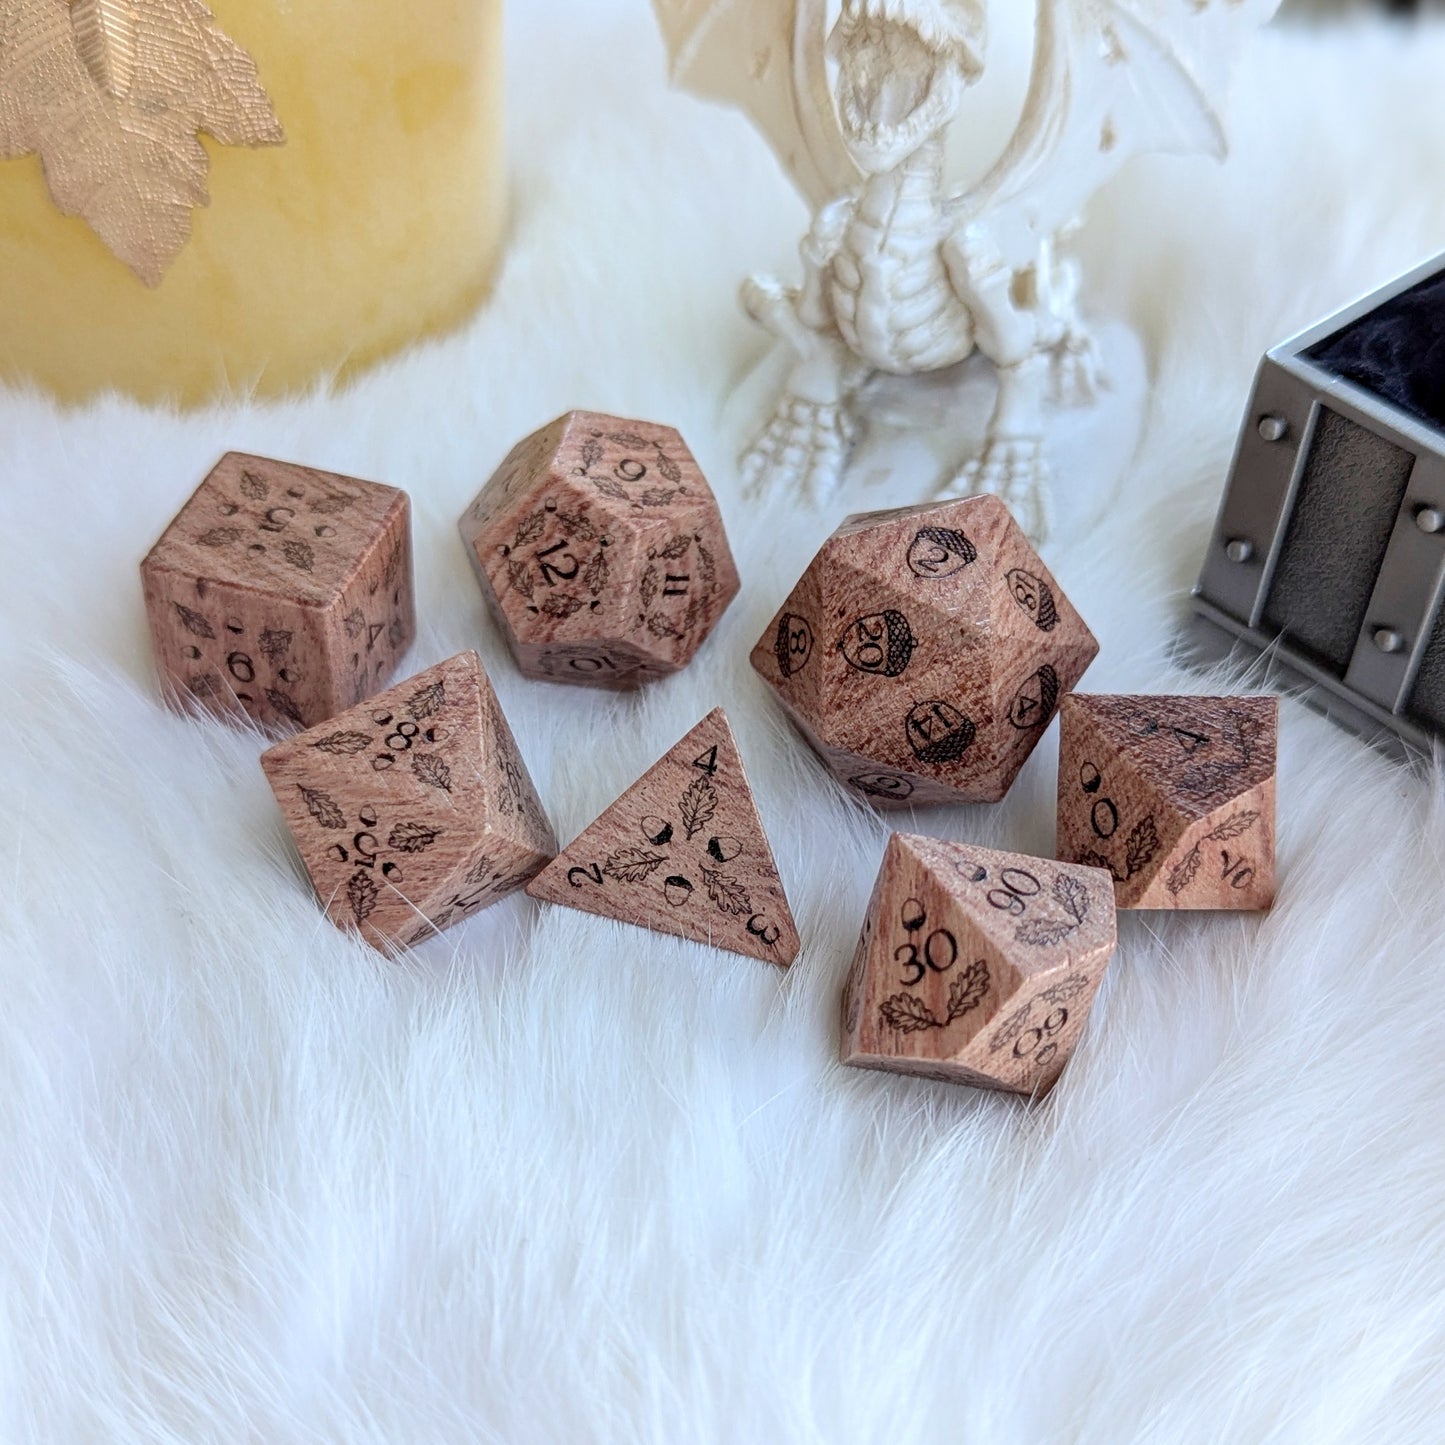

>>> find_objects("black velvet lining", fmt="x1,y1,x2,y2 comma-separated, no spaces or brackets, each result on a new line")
1306,268,1445,436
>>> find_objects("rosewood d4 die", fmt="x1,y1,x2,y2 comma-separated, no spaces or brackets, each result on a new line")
841,836,1117,1096
260,651,556,951
751,495,1098,807
459,412,741,687
1056,695,1278,911
526,708,800,966
142,452,415,731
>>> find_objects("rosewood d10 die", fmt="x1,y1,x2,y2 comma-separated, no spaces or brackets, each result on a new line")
142,452,415,731
751,495,1098,807
1056,695,1278,911
459,412,741,687
260,651,556,951
526,708,800,966
841,836,1117,1096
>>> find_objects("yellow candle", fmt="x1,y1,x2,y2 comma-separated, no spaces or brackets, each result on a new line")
0,0,505,406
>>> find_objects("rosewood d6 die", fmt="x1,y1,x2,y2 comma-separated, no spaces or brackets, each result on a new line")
527,708,800,966
1056,695,1278,911
459,412,740,686
751,495,1098,807
260,651,556,951
142,452,415,731
841,836,1116,1095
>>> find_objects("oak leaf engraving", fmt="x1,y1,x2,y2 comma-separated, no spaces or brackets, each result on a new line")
1208,809,1259,843
173,602,215,638
506,560,535,601
1038,973,1091,1006
463,853,500,887
640,488,678,507
258,628,292,662
264,688,304,725
1166,848,1202,897
582,551,608,597
602,848,667,884
309,495,355,515
591,476,629,502
541,594,585,619
311,730,371,756
609,431,649,448
1016,916,1076,948
989,1001,1034,1052
407,681,445,720
1053,873,1090,924
239,470,269,500
659,535,691,560
702,868,751,916
514,510,547,546
555,509,596,541
879,992,938,1034
1125,817,1160,878
579,439,604,471
281,540,314,573
655,452,682,484
646,613,683,640
347,870,378,925
388,822,442,853
639,566,658,609
197,526,240,547
947,959,989,1019
411,754,452,793
678,775,717,841
298,785,346,829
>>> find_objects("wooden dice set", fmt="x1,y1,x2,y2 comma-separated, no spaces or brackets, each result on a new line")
142,414,1280,1101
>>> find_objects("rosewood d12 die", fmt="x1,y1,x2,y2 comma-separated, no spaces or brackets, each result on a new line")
526,708,800,966
260,651,556,952
751,495,1097,807
1056,695,1277,911
841,836,1117,1096
1193,252,1445,760
142,452,415,731
459,412,741,687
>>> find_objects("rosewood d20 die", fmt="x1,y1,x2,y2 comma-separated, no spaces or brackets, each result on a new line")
1056,695,1278,911
459,412,740,687
841,836,1117,1096
751,496,1097,808
260,651,556,951
142,452,415,731
526,708,800,966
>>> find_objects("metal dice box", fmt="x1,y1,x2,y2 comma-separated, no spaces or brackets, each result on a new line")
1192,252,1445,758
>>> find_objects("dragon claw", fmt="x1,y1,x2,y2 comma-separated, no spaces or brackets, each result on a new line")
941,438,1052,544
741,398,859,502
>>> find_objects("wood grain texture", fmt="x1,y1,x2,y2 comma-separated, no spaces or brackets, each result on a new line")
750,494,1098,807
459,412,740,688
1056,694,1278,911
260,650,556,953
141,452,415,732
526,708,799,966
841,835,1117,1096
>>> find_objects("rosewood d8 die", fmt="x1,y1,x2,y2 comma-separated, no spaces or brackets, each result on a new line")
1056,695,1278,911
260,651,556,951
527,708,800,966
751,495,1098,807
841,836,1116,1096
459,412,740,687
142,452,415,731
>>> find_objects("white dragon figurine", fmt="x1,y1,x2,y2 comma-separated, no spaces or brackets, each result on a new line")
652,0,1281,541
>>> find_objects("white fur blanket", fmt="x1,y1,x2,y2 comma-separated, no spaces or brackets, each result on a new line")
4,6,1445,1441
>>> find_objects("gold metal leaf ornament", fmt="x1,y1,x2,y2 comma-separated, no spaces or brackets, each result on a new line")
0,0,283,284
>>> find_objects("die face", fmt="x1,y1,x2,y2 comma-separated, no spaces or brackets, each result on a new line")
751,495,1096,806
1057,695,1278,911
460,413,739,688
841,835,1116,1095
260,651,555,951
526,708,800,966
142,453,414,730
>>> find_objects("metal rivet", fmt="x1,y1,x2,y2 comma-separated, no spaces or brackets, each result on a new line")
1224,538,1254,564
1373,627,1407,655
1414,505,1445,535
1258,415,1289,443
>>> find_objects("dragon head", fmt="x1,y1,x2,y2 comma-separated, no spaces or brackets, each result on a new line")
829,0,985,174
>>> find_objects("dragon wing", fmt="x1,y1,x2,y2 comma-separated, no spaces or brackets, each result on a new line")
948,0,1281,261
651,0,861,209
